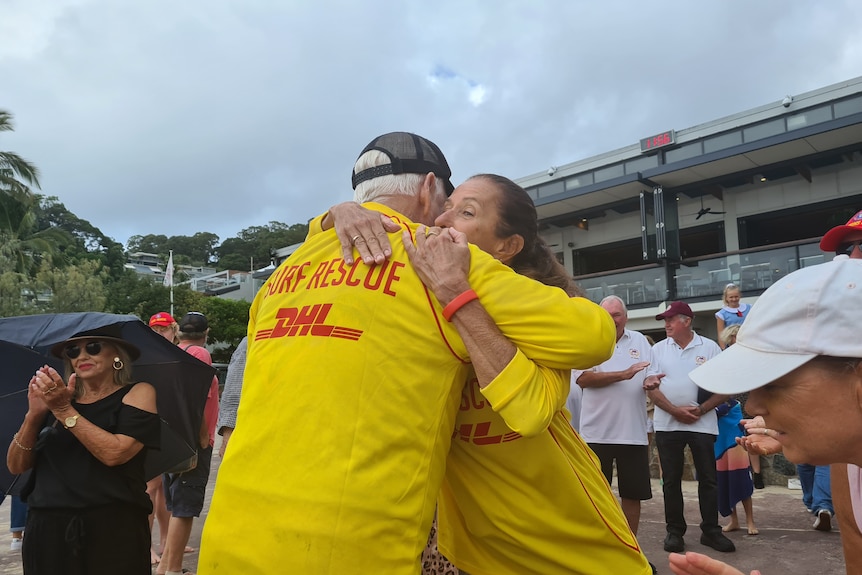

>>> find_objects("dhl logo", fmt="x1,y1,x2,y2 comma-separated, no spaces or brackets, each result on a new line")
453,422,521,445
254,304,363,342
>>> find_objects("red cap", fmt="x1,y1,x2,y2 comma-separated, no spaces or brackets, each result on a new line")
820,210,862,251
655,301,694,320
149,312,176,327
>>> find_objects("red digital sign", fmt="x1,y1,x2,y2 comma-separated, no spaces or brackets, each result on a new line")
640,130,676,153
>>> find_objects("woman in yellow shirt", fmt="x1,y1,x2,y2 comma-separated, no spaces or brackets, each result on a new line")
330,173,652,575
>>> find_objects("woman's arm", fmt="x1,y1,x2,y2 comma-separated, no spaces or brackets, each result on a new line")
404,225,516,384
7,373,50,474
716,315,726,349
479,355,570,436
403,226,608,434
33,367,157,467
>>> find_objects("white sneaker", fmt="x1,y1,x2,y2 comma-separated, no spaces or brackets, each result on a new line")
813,509,832,531
10,538,22,552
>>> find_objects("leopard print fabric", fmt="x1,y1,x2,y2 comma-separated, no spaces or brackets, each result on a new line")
421,513,459,575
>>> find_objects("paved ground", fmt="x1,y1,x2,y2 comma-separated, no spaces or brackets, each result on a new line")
0,439,846,574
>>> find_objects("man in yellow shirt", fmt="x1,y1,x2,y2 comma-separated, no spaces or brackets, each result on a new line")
199,132,615,574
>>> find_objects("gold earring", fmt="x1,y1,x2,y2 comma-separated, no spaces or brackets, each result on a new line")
113,357,124,371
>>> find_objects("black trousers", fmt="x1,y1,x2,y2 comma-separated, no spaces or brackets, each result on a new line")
655,430,721,537
23,504,150,575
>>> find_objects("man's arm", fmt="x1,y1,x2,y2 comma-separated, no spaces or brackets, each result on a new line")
217,337,248,457
647,387,700,425
697,393,732,415
577,361,650,389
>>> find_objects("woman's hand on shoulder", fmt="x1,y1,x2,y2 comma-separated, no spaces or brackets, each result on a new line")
325,202,400,265
123,382,157,414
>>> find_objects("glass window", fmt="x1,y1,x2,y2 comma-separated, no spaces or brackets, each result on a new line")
743,118,785,142
565,172,594,190
537,181,565,198
594,164,625,183
525,186,538,201
786,105,832,131
624,154,658,174
665,142,702,163
703,131,743,154
834,95,862,119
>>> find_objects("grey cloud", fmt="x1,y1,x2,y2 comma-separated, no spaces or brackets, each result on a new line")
1,0,860,245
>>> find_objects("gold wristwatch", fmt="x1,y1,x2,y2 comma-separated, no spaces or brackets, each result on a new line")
64,415,80,429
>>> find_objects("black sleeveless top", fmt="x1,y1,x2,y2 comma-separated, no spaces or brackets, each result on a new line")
23,383,160,513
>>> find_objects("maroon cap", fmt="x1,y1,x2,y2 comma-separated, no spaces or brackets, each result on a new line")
655,301,694,320
820,209,862,251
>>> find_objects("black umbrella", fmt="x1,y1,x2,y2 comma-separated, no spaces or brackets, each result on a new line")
0,312,215,490
0,340,62,495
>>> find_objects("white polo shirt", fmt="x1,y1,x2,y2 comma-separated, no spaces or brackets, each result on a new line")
647,333,721,435
574,329,653,445
565,372,583,432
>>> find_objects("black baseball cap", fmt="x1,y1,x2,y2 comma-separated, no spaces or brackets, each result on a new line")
351,132,455,196
179,312,208,333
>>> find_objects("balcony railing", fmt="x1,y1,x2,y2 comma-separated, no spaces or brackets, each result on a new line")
574,238,825,306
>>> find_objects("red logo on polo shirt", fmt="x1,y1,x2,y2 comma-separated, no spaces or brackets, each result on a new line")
629,349,641,359
695,355,707,365
453,422,521,445
254,304,363,342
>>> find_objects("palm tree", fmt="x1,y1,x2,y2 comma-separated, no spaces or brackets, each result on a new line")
0,110,40,206
0,193,68,275
0,111,61,275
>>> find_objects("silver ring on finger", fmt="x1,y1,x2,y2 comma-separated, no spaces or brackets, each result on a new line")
351,235,362,243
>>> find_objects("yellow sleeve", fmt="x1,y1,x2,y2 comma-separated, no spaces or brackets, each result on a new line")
306,212,326,239
466,251,616,370
480,350,570,437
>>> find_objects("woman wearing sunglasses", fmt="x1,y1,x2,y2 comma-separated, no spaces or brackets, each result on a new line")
7,326,159,575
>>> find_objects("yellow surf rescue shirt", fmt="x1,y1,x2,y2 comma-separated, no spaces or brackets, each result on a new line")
199,204,615,574
438,354,652,574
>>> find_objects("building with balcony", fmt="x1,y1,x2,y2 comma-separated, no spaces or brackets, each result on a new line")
124,252,166,282
521,76,862,340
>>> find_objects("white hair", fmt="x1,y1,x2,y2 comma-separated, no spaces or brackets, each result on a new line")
600,295,628,315
353,150,446,203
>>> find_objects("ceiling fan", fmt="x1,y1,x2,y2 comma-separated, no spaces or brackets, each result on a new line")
694,196,727,220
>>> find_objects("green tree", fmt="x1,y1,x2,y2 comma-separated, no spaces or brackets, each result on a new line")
195,297,250,362
0,110,40,206
35,258,108,312
127,234,169,255
0,271,30,317
216,221,307,271
0,193,71,275
37,196,125,277
174,232,220,264
103,269,172,316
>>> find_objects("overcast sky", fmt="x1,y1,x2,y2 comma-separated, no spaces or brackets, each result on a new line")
2,0,861,248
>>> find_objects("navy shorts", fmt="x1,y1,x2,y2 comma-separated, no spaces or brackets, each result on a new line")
163,445,212,518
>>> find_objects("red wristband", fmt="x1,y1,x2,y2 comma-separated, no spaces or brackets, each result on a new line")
442,289,479,321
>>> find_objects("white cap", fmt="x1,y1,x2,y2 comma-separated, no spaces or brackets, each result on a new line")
690,258,862,394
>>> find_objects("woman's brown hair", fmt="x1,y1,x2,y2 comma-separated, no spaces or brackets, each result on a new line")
469,173,584,297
